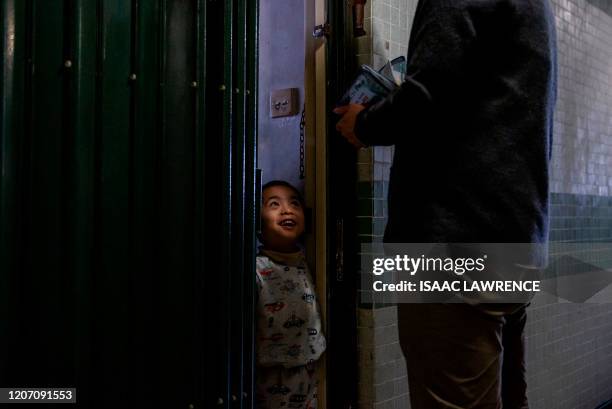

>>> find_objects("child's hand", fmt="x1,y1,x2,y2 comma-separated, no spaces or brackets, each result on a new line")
333,104,366,149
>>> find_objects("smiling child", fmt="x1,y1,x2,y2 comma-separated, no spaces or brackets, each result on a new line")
255,181,326,409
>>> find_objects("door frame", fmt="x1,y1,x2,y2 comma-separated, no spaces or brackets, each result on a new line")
304,0,329,406
305,0,359,408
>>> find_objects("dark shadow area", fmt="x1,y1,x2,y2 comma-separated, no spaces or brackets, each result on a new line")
586,0,612,17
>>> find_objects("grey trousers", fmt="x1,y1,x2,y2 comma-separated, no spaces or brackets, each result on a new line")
397,303,529,409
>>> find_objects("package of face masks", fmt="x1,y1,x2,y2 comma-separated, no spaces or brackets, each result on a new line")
336,56,406,107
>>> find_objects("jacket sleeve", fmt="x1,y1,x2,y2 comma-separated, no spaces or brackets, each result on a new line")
355,2,477,146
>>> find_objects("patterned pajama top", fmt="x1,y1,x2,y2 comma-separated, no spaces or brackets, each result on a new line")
255,249,326,368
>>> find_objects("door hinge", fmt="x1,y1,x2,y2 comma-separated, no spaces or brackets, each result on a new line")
312,23,332,39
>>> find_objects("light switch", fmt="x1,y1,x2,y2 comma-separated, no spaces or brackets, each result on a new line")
270,88,299,118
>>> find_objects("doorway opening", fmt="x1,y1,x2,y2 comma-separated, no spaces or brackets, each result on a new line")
255,0,358,408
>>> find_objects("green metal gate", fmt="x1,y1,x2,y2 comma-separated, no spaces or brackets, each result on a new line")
0,0,257,407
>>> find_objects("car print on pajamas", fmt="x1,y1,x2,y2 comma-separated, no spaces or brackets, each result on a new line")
259,333,285,342
266,384,291,396
283,313,306,329
259,268,274,277
287,344,303,358
264,301,286,313
289,394,306,403
280,279,298,293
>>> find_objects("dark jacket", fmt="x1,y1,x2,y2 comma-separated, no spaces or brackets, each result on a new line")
355,0,557,244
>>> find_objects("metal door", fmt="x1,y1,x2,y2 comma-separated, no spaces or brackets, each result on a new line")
0,0,258,407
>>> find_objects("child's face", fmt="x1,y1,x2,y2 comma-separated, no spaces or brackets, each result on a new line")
261,185,305,252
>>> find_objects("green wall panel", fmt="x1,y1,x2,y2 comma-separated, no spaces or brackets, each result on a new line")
28,0,70,386
129,1,161,407
0,0,27,382
69,0,97,406
0,0,258,407
95,0,132,405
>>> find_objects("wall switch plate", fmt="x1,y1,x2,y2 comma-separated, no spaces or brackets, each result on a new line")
270,88,299,118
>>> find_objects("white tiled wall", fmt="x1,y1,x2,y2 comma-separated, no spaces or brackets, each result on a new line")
526,1,612,408
550,0,612,196
370,0,416,69
358,308,409,409
356,1,412,408
525,301,612,409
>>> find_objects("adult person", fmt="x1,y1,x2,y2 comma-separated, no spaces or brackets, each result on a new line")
334,0,557,408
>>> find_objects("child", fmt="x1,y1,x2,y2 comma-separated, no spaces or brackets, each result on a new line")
255,180,326,409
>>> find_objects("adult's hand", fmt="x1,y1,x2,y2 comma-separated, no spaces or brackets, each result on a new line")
333,104,366,149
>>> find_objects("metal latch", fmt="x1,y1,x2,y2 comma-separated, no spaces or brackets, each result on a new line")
312,23,331,39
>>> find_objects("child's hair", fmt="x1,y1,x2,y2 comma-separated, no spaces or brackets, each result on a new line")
262,180,305,207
